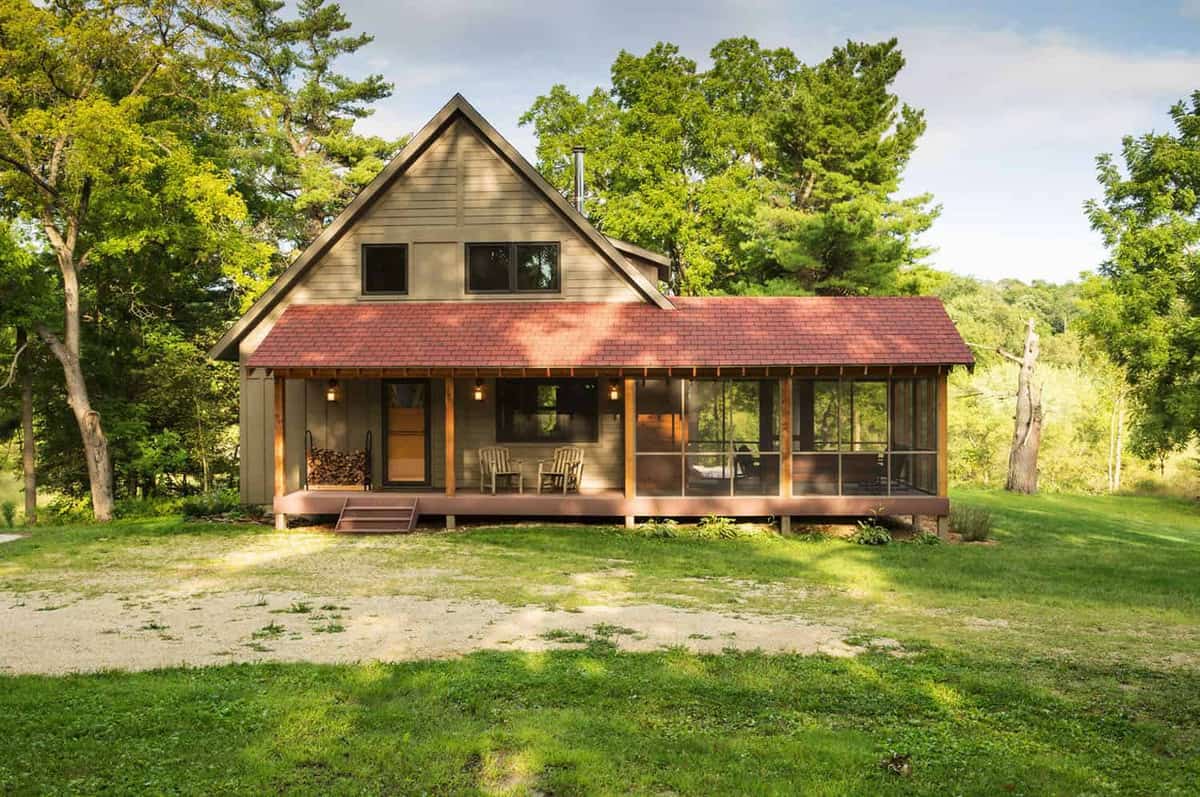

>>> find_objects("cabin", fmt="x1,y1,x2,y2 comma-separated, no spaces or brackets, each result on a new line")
209,94,974,533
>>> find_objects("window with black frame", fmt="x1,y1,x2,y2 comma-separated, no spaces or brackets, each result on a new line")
496,379,598,443
467,242,560,293
361,244,408,294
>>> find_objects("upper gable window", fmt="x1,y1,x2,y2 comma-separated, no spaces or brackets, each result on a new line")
362,244,408,294
466,242,560,293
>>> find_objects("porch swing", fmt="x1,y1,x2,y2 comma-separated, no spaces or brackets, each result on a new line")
304,430,373,491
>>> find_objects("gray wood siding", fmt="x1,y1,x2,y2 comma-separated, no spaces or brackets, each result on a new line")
236,119,644,356
240,372,624,505
453,378,624,492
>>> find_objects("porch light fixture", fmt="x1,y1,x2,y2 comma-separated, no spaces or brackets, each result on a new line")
473,379,485,401
608,381,620,401
325,379,339,402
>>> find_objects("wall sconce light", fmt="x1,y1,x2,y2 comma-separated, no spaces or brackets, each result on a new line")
325,379,339,402
608,381,620,401
473,379,485,401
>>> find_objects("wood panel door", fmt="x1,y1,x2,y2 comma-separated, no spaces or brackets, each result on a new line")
384,380,430,486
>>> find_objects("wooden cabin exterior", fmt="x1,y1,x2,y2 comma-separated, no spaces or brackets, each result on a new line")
210,94,973,532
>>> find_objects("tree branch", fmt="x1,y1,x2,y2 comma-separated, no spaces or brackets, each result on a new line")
0,151,59,198
0,339,28,391
965,341,1024,365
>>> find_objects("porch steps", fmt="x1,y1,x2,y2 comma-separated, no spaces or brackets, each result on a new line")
334,497,419,533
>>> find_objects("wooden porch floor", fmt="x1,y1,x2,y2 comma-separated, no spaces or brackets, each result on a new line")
274,489,948,519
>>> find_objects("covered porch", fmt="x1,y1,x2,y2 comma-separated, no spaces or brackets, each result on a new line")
264,364,951,533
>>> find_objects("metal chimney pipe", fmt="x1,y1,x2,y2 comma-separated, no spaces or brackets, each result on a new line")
572,146,585,213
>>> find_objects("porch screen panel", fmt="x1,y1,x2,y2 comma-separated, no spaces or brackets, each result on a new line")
635,379,780,497
635,378,683,496
792,376,939,496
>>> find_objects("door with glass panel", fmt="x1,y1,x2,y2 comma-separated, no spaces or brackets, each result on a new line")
384,381,430,486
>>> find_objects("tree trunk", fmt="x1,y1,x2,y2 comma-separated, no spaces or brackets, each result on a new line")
1005,318,1042,494
1108,396,1118,492
18,329,36,525
36,322,115,522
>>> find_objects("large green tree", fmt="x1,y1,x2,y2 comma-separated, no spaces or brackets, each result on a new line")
520,37,934,296
197,0,403,249
1083,92,1200,457
0,0,270,519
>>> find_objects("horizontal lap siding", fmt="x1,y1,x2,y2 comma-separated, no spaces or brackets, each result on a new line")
454,378,624,491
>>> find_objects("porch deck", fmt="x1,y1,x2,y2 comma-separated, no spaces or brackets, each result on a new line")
274,488,948,520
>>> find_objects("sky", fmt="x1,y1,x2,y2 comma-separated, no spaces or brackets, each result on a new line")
339,0,1200,284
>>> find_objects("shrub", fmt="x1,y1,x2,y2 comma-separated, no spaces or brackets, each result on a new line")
638,518,680,538
911,530,941,545
1,500,15,528
697,514,738,539
849,520,891,545
114,496,183,519
180,489,243,519
952,503,992,542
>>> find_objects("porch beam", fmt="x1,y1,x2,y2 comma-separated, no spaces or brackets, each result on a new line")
445,378,456,497
273,376,286,530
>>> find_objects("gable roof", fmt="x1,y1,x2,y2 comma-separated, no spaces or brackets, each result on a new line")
209,93,673,361
246,296,975,370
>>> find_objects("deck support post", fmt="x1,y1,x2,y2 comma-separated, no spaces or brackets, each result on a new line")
623,377,635,525
445,378,456,497
273,376,286,530
446,515,456,530
779,377,792,536
937,373,949,540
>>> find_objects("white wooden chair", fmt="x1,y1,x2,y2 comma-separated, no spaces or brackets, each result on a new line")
479,447,523,494
537,446,584,494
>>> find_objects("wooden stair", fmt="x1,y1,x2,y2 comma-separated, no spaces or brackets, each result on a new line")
334,496,419,533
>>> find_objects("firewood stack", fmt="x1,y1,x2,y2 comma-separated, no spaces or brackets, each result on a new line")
306,446,368,487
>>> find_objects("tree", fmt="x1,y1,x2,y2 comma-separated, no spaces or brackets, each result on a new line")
521,37,934,296
197,0,402,248
1001,319,1042,494
1084,92,1200,455
0,0,269,519
746,39,937,295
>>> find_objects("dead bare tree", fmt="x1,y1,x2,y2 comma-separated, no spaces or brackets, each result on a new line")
996,318,1042,494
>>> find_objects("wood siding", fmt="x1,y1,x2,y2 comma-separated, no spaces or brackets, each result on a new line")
237,119,643,356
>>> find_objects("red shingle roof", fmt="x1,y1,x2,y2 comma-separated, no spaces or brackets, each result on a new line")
245,297,974,369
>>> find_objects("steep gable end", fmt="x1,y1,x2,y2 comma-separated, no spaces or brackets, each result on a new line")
210,94,672,361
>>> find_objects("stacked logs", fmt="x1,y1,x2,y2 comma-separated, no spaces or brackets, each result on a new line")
306,446,368,487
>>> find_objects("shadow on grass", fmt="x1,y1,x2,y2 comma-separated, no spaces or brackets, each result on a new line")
2,647,1196,795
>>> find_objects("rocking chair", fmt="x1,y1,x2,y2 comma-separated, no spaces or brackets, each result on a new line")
537,446,584,494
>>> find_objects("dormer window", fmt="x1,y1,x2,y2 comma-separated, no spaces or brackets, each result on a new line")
361,244,408,294
466,242,560,293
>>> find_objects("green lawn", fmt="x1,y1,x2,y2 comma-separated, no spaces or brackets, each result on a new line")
2,490,1199,794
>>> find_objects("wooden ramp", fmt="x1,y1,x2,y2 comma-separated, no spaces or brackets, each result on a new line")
334,496,419,533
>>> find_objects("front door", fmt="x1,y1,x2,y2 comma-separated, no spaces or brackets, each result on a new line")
384,380,430,486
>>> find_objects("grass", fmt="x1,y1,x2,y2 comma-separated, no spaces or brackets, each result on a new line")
1,489,1199,793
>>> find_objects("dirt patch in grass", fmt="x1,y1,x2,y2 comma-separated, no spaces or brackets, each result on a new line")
0,589,863,675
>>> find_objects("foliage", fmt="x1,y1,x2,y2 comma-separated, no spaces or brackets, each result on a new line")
179,489,246,519
1,500,14,528
849,519,892,545
696,514,739,539
1083,92,1200,459
521,37,934,295
911,530,941,545
195,0,405,250
951,504,992,542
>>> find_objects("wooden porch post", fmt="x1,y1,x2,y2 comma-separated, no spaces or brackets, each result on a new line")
444,378,456,529
273,376,286,530
937,371,950,539
779,377,792,534
623,377,635,528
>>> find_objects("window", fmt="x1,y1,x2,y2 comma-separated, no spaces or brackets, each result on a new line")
467,242,560,293
361,244,408,294
496,379,598,442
